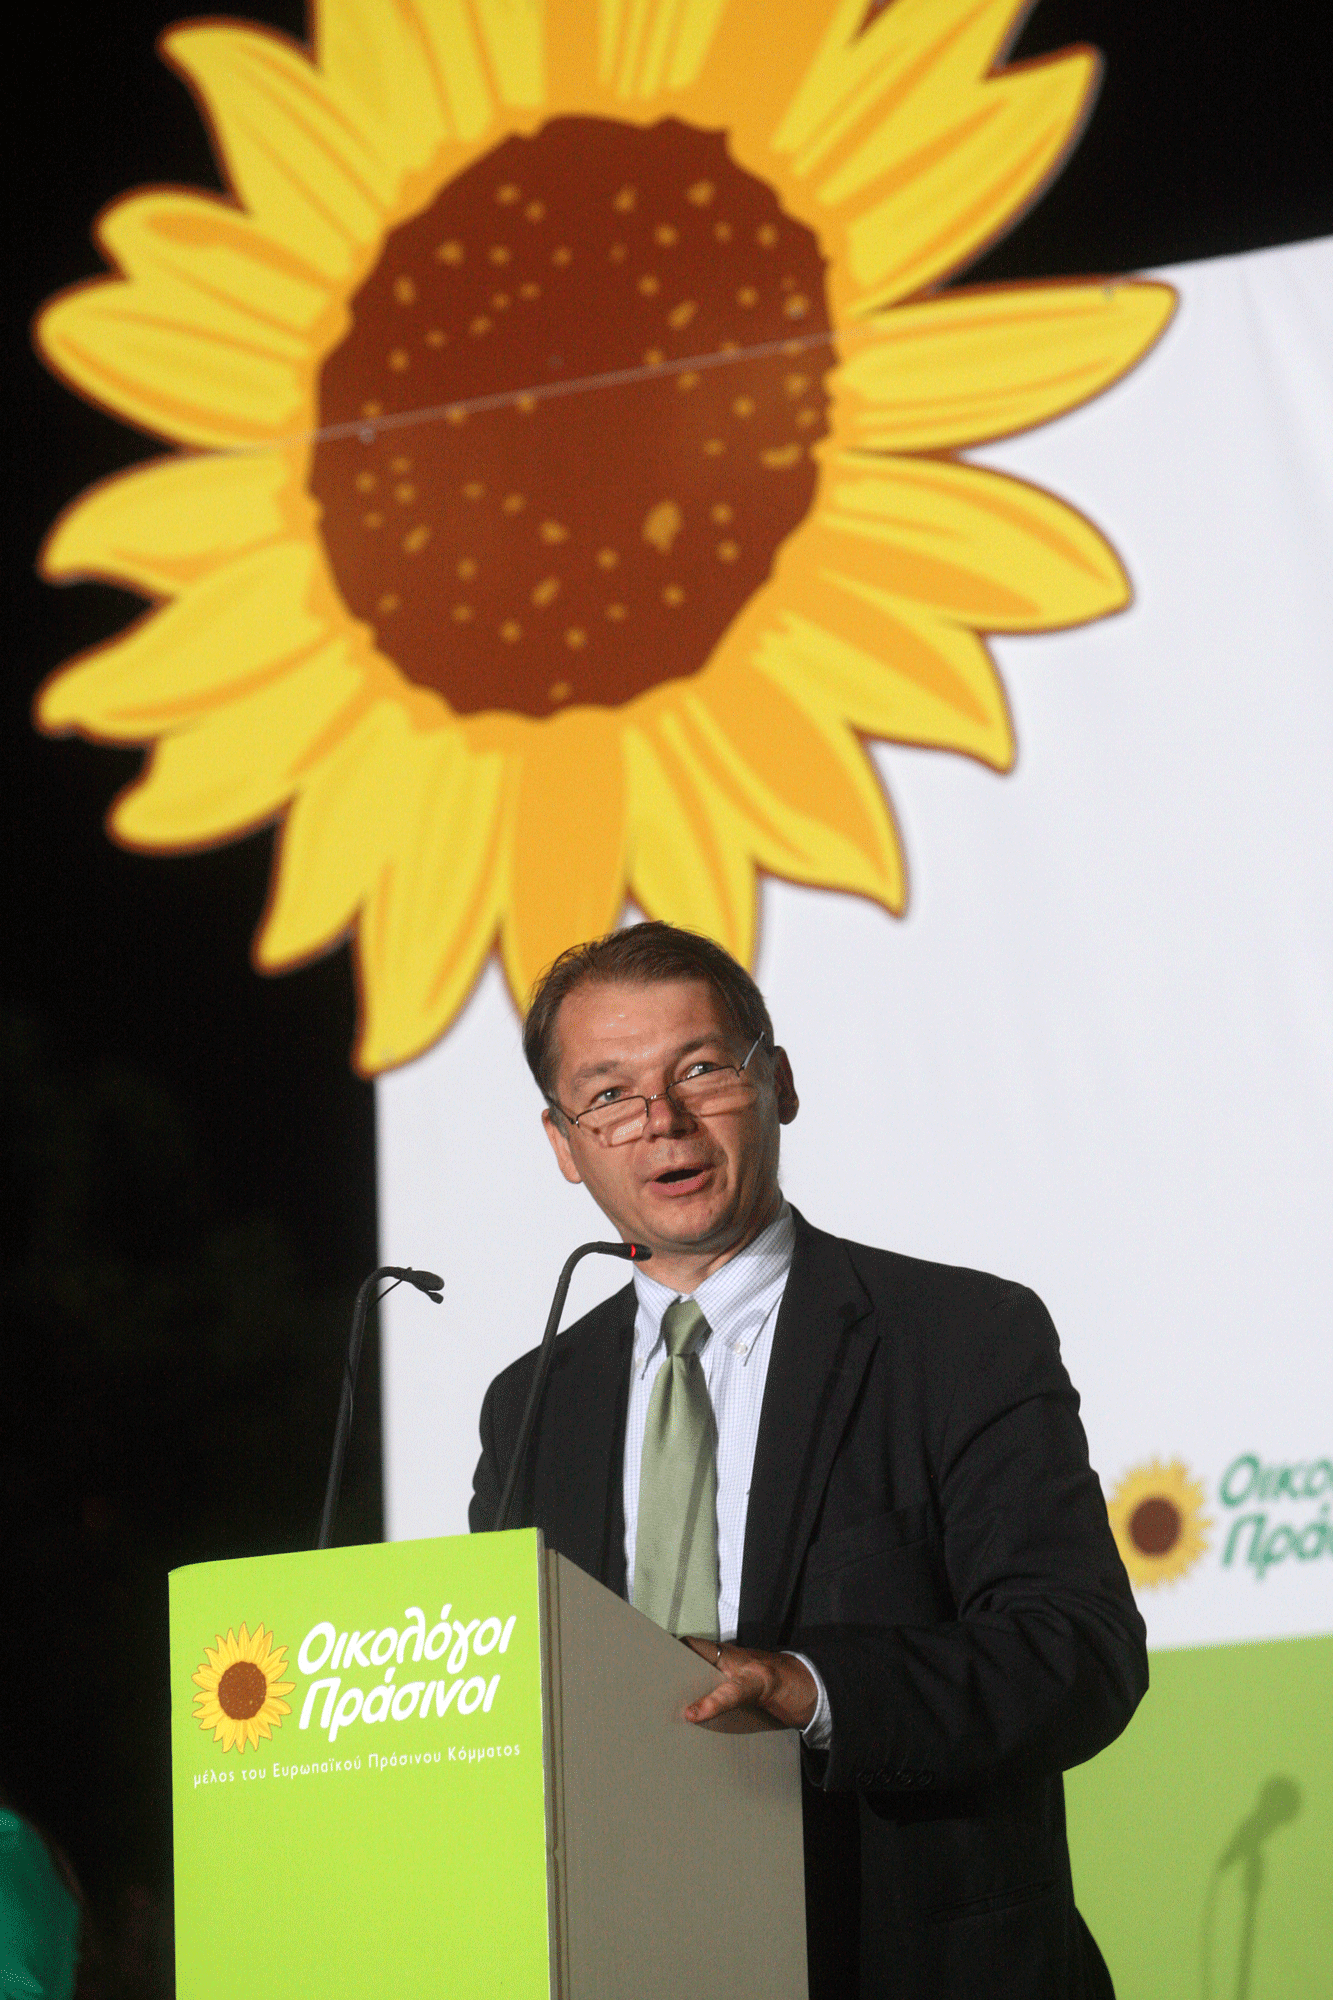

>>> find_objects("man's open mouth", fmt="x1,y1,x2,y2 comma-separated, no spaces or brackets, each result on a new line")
655,1166,706,1184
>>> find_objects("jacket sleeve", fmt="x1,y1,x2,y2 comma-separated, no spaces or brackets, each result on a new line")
793,1283,1148,1796
468,1375,504,1533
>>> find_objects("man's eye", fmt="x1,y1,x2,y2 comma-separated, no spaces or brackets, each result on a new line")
592,1086,629,1105
681,1060,721,1081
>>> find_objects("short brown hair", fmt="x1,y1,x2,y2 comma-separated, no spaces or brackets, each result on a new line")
523,922,774,1104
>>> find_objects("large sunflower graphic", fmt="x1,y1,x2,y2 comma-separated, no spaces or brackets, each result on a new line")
1106,1459,1212,1590
192,1623,295,1751
34,0,1174,1072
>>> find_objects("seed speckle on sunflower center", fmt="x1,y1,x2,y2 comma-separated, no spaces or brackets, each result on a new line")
312,117,832,718
217,1660,269,1720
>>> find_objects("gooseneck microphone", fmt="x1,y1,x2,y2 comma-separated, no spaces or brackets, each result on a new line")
318,1265,443,1550
494,1241,651,1532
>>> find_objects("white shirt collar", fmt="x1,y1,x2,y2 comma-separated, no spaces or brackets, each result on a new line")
630,1202,795,1372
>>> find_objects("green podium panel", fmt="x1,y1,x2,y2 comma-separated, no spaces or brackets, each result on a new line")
169,1530,550,1999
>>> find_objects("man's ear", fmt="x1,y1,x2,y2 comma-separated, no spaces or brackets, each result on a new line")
542,1105,584,1185
772,1047,800,1126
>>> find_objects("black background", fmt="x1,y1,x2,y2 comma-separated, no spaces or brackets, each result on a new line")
3,3,1331,1991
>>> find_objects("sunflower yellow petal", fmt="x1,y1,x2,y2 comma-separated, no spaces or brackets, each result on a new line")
514,0,586,111
661,0,730,92
767,0,1095,304
602,0,644,93
679,672,904,910
752,596,1013,770
806,455,1130,631
162,25,391,281
41,452,312,597
658,5,828,171
835,280,1177,451
838,56,1097,304
269,698,507,1071
623,717,756,963
36,543,350,740
599,0,729,98
774,0,1025,174
499,710,628,1003
471,0,547,108
108,641,368,849
778,0,1045,175
353,718,509,1073
36,281,309,449
414,0,549,129
98,191,345,348
409,0,504,138
314,0,450,177
257,698,414,969
70,266,308,373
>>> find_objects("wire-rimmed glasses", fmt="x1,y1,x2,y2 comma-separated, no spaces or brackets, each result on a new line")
560,1035,767,1147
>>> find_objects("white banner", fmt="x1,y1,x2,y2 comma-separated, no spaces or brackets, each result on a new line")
379,235,1333,1651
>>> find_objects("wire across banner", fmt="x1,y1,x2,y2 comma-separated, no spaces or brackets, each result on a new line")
247,319,864,455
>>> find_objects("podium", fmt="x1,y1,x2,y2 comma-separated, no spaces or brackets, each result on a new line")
169,1529,808,1997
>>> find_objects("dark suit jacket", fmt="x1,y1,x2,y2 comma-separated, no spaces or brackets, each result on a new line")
471,1210,1147,1999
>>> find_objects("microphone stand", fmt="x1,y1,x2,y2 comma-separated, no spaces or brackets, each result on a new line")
318,1265,443,1550
494,1241,650,1531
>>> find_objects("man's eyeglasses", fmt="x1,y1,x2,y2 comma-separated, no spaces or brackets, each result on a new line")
559,1036,767,1147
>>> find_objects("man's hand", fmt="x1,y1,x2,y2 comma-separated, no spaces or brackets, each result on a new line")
681,1639,817,1730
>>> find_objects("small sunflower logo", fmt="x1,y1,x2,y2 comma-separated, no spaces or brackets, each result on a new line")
33,0,1174,1072
1106,1459,1212,1590
192,1624,295,1752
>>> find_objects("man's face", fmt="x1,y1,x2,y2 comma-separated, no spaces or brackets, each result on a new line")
541,978,798,1276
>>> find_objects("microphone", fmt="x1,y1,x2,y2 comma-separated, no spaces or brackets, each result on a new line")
382,1265,444,1301
493,1240,651,1532
317,1263,443,1550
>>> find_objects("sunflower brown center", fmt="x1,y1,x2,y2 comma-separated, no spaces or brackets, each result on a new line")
312,117,832,718
1129,1497,1182,1556
217,1660,268,1720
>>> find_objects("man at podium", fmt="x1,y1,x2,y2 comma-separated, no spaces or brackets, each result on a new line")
471,922,1146,1999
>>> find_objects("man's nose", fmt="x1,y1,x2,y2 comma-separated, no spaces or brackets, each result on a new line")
644,1086,696,1134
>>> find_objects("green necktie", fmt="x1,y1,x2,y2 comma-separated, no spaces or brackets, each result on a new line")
633,1297,720,1639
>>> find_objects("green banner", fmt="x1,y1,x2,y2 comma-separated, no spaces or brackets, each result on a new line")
1067,1633,1332,1998
169,1529,550,1998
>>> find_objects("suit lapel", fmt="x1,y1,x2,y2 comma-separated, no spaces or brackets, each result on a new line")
738,1212,877,1644
537,1283,635,1596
